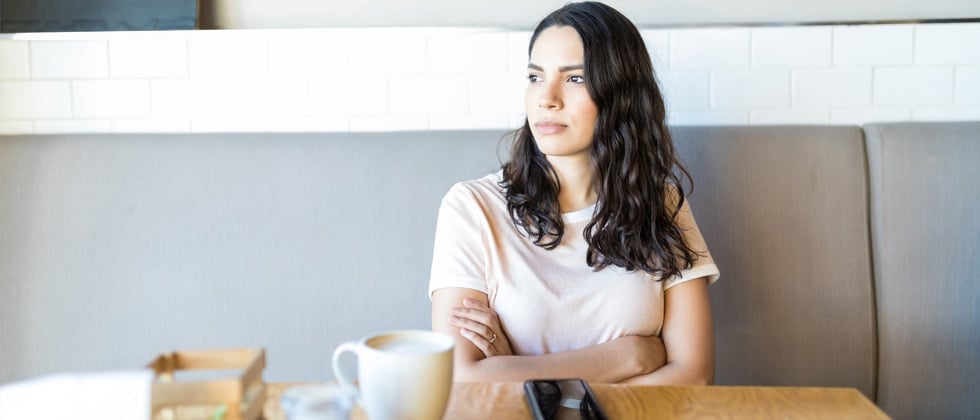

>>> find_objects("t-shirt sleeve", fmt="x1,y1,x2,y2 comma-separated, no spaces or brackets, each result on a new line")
428,182,490,299
664,198,721,290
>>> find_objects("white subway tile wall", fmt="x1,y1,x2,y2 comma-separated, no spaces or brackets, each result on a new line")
109,36,188,78
0,40,30,79
794,69,873,108
191,118,270,133
468,74,524,114
831,108,911,125
267,30,347,77
188,32,269,78
0,120,33,134
309,75,388,115
428,32,510,74
640,30,670,72
229,77,310,116
752,27,832,68
268,116,348,132
0,81,73,119
347,30,427,75
112,118,191,133
72,79,152,118
30,40,110,79
33,119,113,134
429,114,511,130
660,70,710,111
389,75,469,114
914,23,980,65
507,32,532,75
955,66,980,104
833,25,914,67
874,67,955,106
671,28,751,70
349,115,428,132
712,70,792,109
150,79,230,117
0,23,978,134
670,110,749,125
912,106,980,121
751,109,830,125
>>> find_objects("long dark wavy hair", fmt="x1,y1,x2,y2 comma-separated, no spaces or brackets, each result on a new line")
500,1,700,280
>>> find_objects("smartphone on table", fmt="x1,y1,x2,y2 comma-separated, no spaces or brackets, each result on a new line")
524,378,609,420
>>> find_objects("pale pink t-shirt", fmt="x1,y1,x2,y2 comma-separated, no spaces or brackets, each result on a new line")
429,172,719,356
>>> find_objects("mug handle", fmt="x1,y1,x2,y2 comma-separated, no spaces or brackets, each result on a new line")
332,341,360,387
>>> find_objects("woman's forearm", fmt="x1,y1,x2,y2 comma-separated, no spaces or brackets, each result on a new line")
620,368,712,386
453,335,665,383
619,359,714,386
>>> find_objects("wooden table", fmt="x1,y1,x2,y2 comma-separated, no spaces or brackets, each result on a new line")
265,382,890,419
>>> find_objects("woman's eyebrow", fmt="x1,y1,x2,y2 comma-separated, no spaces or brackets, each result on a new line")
527,63,585,72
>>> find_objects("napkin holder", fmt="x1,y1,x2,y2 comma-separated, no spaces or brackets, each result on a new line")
148,348,266,420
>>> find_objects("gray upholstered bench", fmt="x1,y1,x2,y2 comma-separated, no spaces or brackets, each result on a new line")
1,122,977,418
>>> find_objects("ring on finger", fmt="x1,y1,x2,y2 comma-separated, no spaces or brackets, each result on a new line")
488,332,497,344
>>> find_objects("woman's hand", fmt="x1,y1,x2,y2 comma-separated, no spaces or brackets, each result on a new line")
617,334,667,377
448,298,514,358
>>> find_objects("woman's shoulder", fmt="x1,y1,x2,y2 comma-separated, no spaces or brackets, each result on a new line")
438,171,509,225
444,171,505,203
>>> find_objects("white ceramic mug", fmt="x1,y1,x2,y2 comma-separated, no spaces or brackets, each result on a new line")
331,330,454,420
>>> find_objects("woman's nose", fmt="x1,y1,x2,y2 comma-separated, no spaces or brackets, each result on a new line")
538,83,562,110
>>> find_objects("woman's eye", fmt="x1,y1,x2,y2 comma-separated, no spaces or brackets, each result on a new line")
568,75,585,84
528,74,542,83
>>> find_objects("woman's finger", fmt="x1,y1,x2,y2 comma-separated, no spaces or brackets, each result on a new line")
463,298,490,310
460,328,496,356
450,307,496,329
449,315,496,341
450,299,511,357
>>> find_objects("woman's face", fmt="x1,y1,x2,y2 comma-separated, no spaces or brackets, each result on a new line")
525,25,598,164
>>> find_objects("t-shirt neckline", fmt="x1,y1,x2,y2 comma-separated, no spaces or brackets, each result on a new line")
562,203,596,223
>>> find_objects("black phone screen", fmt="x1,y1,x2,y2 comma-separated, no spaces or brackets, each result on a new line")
524,379,609,420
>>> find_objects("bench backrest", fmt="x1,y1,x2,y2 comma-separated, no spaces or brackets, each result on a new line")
864,122,980,419
0,131,506,382
674,126,877,399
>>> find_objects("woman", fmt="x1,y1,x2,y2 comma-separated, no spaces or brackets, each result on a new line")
429,1,719,385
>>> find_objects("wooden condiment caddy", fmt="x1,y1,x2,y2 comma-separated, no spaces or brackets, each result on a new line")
148,348,266,420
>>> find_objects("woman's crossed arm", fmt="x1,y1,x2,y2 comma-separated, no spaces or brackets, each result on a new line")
430,277,713,385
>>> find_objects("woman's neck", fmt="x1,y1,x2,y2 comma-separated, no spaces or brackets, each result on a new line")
549,156,597,213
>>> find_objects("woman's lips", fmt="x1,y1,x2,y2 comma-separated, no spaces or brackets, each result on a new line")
534,122,567,135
